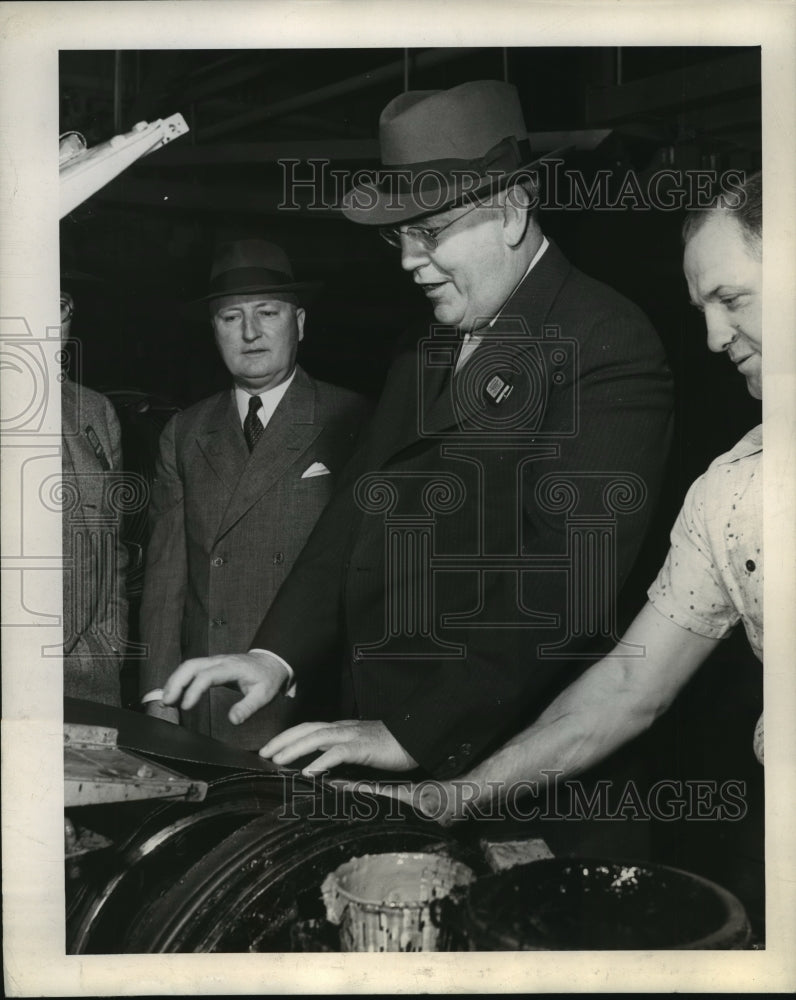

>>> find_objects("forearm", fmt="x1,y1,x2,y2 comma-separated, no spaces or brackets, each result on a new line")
449,603,719,815
464,659,660,801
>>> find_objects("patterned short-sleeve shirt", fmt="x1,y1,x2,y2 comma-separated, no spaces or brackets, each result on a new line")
647,425,763,760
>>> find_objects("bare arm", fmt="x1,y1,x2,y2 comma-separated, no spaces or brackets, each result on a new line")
380,602,720,823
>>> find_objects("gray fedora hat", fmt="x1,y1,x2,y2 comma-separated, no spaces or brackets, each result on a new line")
202,239,318,302
342,80,556,225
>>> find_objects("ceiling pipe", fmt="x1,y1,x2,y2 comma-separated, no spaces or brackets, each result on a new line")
197,47,481,141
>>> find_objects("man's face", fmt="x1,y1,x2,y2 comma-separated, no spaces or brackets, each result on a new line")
398,199,517,332
683,212,762,399
211,294,305,392
60,291,73,337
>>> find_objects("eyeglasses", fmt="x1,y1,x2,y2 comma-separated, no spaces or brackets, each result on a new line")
60,295,74,323
379,198,487,252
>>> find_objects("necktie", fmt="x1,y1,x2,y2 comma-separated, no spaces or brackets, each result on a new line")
243,394,264,452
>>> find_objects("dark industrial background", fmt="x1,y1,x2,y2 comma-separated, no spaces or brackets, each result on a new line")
59,46,764,932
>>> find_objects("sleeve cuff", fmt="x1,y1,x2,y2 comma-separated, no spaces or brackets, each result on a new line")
248,649,296,698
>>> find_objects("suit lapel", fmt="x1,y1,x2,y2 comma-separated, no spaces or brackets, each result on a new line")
215,367,322,540
374,328,459,461
385,240,573,449
195,391,249,493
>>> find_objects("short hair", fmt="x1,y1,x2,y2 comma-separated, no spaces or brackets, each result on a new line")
682,171,761,258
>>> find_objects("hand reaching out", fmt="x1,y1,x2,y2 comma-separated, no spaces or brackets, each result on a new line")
162,650,289,724
259,719,418,775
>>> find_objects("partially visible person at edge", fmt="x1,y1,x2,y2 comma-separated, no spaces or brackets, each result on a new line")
381,170,765,823
61,288,129,706
161,81,674,778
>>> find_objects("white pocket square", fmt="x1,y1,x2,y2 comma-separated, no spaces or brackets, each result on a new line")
301,462,331,478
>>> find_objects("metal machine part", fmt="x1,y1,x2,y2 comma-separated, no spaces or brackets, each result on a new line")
67,770,460,954
60,114,189,218
64,722,207,807
121,791,459,953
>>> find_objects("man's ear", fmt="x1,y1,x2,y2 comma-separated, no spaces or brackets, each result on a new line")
501,182,532,247
296,306,306,341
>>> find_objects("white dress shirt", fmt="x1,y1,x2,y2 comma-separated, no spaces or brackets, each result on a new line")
455,236,549,373
234,369,296,429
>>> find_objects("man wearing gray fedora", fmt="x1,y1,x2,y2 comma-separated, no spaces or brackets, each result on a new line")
163,82,674,778
138,239,368,749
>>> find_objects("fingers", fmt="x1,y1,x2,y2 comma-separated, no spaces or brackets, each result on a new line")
299,744,361,775
260,721,338,760
227,686,270,725
162,653,280,716
325,778,456,827
178,660,257,711
161,656,218,707
261,720,416,774
144,702,180,725
261,721,359,766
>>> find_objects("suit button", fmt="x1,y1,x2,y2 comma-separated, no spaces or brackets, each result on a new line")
211,557,225,567
446,754,458,770
273,552,284,565
211,617,226,628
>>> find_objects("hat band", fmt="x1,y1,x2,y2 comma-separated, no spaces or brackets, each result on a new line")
208,266,296,297
380,136,532,193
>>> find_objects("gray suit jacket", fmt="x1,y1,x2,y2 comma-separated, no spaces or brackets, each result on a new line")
138,365,369,749
61,378,129,706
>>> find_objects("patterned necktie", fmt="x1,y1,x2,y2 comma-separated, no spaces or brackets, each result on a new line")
243,394,264,452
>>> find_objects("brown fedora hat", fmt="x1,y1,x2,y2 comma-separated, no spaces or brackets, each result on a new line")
201,239,318,302
342,80,557,225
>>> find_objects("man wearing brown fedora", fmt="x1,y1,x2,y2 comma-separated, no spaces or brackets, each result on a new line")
163,82,674,779
138,239,368,749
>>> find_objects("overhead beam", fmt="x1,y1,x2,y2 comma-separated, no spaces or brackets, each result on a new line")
168,53,295,104
585,51,760,124
95,175,342,217
151,140,379,165
148,128,608,168
197,47,480,141
676,95,761,137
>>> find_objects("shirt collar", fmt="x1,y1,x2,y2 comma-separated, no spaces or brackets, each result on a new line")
487,235,549,331
728,423,763,461
234,368,296,426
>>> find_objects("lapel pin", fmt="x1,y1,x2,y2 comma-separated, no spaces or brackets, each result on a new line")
484,373,514,406
85,425,110,470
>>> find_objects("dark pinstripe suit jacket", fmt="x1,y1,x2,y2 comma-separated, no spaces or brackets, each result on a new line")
254,241,675,776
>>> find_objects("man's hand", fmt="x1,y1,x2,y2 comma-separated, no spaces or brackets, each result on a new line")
144,701,179,725
162,650,289,725
260,720,418,774
328,777,472,828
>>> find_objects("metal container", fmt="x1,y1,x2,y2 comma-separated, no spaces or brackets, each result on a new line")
453,857,751,950
322,851,475,952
